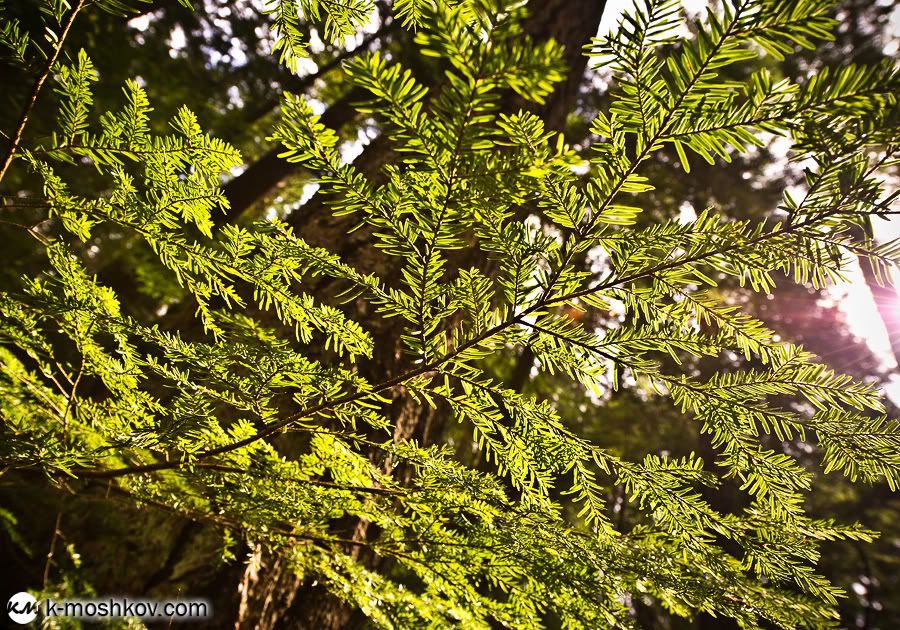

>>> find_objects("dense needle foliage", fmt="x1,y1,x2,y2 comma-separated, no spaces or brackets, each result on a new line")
1,0,900,627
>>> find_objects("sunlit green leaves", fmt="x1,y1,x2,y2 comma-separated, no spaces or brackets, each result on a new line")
265,0,375,71
4,0,900,627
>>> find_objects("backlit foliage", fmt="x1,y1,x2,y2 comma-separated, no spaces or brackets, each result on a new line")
1,0,900,627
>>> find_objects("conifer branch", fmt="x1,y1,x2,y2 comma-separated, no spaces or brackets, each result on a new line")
0,0,85,184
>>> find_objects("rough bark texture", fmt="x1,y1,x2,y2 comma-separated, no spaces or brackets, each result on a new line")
202,2,607,627
520,0,606,133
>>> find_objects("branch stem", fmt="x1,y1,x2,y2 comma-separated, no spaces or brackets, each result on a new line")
0,0,85,185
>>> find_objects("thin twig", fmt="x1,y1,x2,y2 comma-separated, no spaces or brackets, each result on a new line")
62,353,86,446
41,508,63,589
0,0,85,184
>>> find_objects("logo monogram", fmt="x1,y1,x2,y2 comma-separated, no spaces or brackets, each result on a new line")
7,592,39,624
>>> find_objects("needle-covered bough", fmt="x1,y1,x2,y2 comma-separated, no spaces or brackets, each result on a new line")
1,0,899,626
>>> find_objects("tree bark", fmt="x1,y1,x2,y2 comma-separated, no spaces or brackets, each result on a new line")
220,86,368,224
520,0,606,133
227,2,607,627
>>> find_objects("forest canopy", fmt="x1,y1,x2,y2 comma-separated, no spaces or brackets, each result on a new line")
1,0,899,627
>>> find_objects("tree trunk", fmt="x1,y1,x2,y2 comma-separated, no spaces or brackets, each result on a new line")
228,2,607,627
220,86,368,224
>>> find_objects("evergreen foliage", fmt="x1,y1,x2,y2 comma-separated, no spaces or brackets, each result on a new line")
1,0,899,626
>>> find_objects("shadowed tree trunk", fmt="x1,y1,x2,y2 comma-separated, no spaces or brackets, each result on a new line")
220,86,368,224
230,1,607,628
